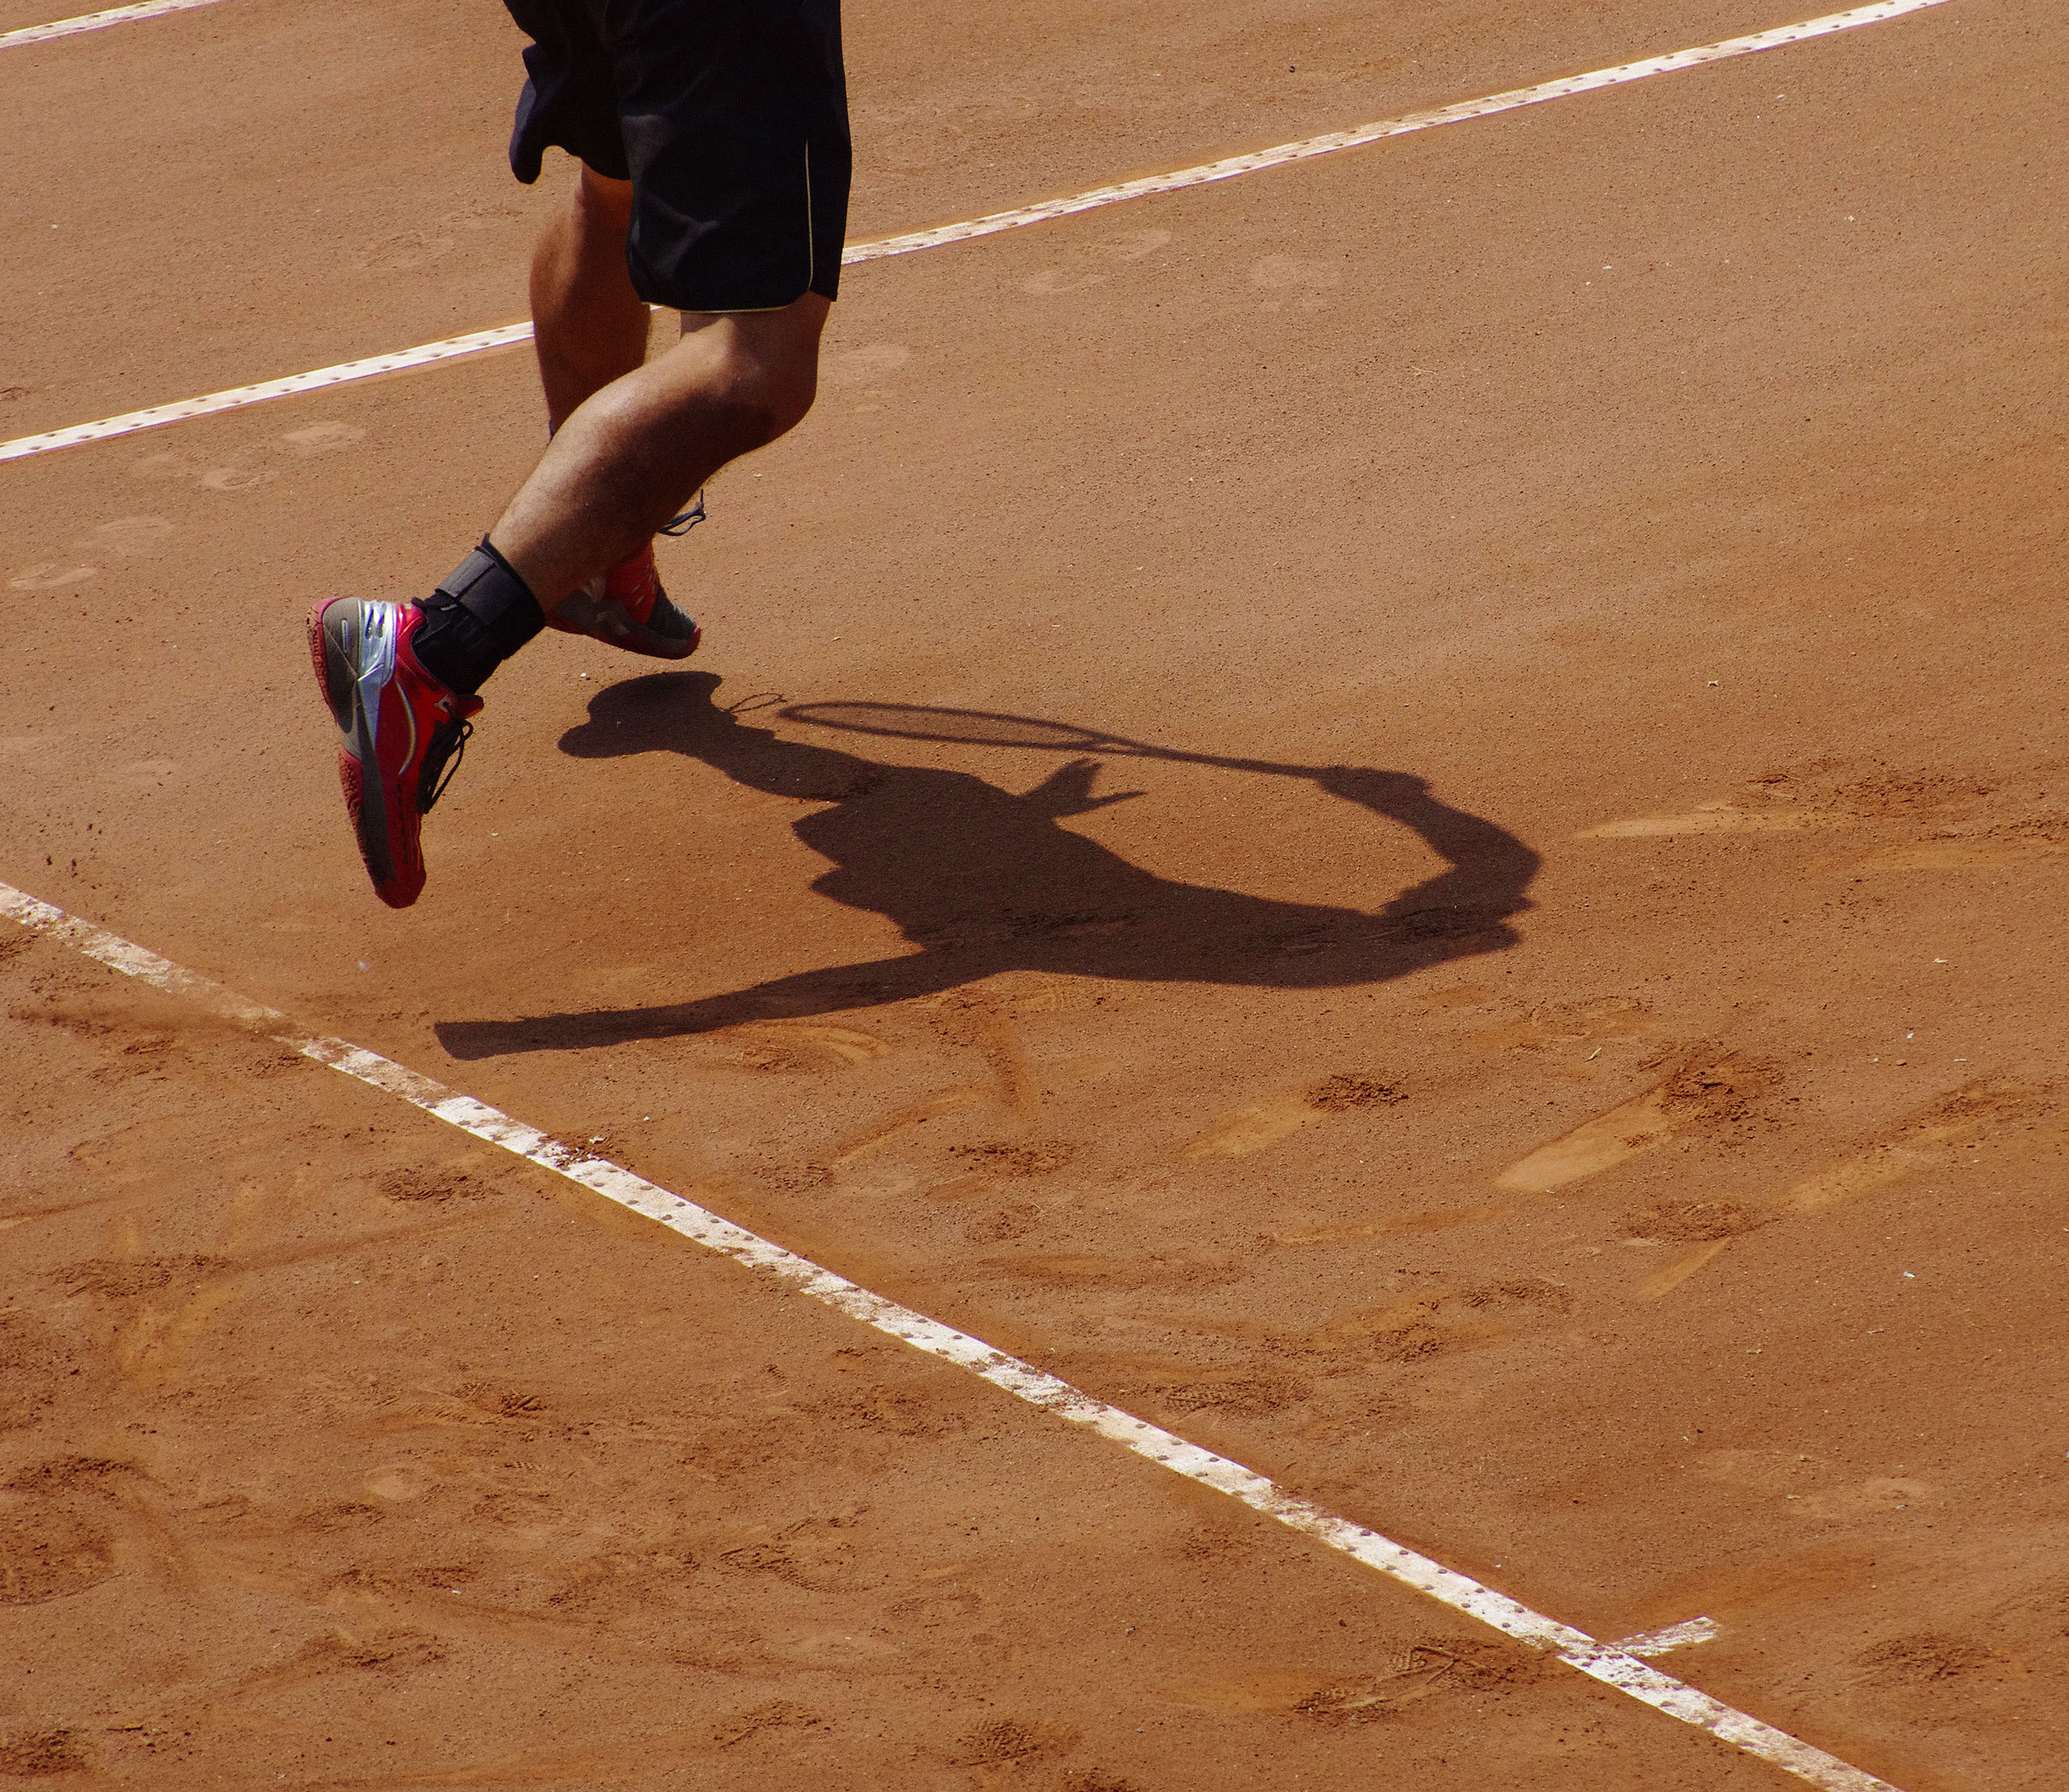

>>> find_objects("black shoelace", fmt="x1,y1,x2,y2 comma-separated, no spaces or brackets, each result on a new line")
659,488,707,538
418,717,474,813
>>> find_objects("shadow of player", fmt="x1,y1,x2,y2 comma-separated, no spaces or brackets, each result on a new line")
435,672,1539,1058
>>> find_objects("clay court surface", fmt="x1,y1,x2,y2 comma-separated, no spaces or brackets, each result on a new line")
3,0,2067,1786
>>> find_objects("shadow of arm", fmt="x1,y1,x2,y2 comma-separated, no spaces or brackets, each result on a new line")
1313,767,1540,925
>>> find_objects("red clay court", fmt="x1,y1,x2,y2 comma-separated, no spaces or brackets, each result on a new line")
2,0,2064,1786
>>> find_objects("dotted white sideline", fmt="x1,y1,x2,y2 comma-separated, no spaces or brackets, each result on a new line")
0,326,533,466
837,0,1959,264
0,0,1961,465
1,0,227,50
0,878,1900,1792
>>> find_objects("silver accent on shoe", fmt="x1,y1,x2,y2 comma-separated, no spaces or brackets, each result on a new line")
321,600,405,883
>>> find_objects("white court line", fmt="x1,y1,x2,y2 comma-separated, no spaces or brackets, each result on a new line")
0,326,533,465
0,0,1961,466
1,0,226,49
836,0,1958,264
0,877,1902,1792
1615,1615,1726,1658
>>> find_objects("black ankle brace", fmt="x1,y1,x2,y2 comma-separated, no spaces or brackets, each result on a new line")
411,538,545,695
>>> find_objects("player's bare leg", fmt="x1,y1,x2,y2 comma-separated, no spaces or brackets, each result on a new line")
310,0,847,907
529,165,649,432
491,291,829,609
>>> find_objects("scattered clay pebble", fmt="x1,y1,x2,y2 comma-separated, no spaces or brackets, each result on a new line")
0,1729,91,1777
378,1167,486,1203
950,1141,1077,1176
1306,1073,1403,1111
0,1502,118,1604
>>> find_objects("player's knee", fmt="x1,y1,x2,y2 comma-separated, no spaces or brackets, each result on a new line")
673,385,798,460
713,343,819,447
756,360,819,441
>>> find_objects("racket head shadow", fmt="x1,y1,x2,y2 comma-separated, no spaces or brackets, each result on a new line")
780,702,1122,753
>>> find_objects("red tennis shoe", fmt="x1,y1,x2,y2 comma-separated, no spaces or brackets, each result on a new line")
547,540,702,660
308,598,482,909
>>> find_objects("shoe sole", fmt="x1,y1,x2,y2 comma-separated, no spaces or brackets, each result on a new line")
308,598,421,907
548,588,702,660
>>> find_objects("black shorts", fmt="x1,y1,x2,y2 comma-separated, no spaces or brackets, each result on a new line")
502,0,849,313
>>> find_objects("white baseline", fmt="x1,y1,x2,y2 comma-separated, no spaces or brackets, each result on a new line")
0,0,1960,464
1,0,228,50
0,877,1903,1792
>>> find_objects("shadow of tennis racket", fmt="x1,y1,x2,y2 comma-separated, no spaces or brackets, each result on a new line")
782,702,1319,779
